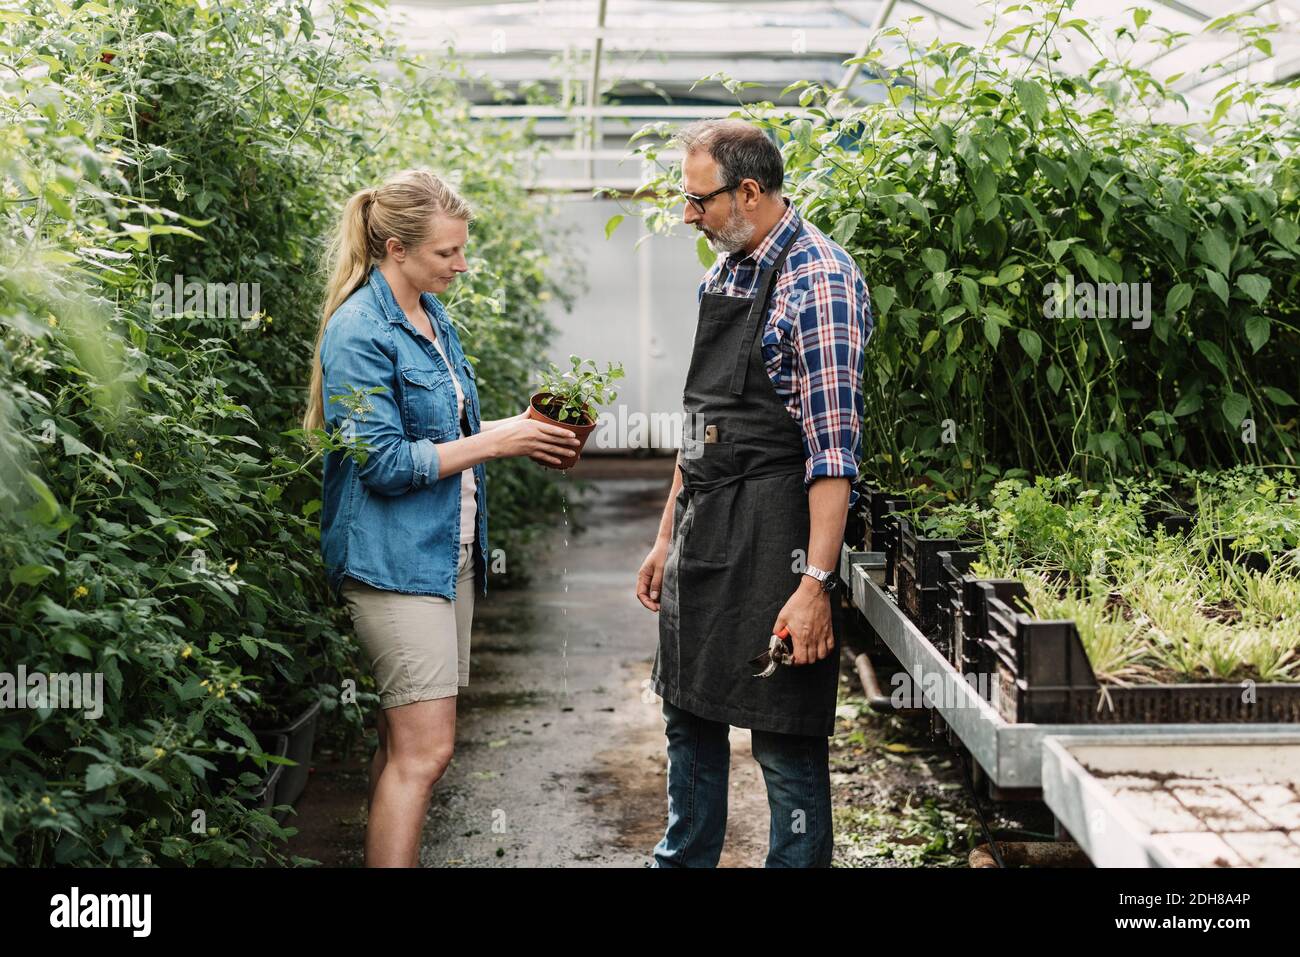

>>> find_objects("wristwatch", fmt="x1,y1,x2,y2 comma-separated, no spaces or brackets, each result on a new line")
802,564,838,594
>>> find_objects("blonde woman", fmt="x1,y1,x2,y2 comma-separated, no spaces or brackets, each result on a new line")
304,169,580,867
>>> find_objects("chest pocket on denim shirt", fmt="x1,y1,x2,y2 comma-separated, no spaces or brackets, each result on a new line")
398,365,458,440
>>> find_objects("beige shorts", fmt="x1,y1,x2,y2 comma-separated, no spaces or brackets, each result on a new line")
340,543,476,709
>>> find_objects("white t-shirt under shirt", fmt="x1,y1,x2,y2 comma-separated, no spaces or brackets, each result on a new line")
427,331,478,545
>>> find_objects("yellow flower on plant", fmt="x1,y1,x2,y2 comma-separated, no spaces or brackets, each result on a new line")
181,645,192,659
227,560,238,574
47,314,58,327
73,585,89,599
153,747,165,758
133,451,142,461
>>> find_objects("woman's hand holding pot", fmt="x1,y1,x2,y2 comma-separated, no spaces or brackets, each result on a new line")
492,416,581,467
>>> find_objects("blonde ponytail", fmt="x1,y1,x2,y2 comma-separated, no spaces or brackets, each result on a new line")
302,171,473,438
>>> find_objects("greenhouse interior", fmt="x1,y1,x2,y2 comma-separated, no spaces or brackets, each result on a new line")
2,0,1300,914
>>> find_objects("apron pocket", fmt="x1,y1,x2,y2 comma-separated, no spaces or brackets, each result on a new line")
679,442,739,566
681,484,738,565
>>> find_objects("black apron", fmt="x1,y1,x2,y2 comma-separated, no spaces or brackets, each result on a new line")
651,223,839,737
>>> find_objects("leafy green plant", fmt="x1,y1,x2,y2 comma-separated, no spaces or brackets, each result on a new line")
0,0,575,866
1182,467,1300,555
620,0,1300,497
923,471,1300,684
1018,574,1152,684
534,355,625,424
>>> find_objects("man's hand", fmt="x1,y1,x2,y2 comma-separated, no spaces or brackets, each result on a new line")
773,576,834,665
636,538,669,612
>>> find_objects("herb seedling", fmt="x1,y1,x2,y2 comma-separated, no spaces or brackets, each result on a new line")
535,354,625,424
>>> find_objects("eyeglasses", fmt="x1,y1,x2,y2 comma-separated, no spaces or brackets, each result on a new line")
679,182,738,215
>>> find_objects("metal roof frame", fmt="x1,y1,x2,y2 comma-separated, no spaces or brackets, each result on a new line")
384,0,1300,189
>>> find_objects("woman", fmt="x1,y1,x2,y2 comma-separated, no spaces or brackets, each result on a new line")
303,168,579,867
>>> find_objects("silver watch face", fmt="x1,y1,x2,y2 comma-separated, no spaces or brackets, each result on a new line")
805,565,829,581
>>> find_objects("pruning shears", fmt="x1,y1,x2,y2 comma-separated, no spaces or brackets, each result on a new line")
749,626,793,679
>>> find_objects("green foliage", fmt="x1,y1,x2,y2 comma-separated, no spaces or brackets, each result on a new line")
0,0,570,865
920,468,1300,684
625,1,1300,497
535,355,625,425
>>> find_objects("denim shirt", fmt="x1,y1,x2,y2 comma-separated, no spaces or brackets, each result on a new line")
319,265,488,603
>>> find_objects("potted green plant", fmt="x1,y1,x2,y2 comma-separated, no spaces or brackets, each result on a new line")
526,355,624,470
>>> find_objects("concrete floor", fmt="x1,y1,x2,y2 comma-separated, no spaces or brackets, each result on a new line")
289,455,773,866
413,454,775,866
287,455,1038,867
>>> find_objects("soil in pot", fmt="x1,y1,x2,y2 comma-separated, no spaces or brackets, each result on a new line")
526,391,597,470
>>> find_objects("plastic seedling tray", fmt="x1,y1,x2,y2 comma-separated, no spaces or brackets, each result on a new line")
840,545,1300,789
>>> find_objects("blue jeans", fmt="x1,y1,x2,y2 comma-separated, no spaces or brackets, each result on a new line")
652,699,833,868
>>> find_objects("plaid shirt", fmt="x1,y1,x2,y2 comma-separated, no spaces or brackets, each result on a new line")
699,198,872,504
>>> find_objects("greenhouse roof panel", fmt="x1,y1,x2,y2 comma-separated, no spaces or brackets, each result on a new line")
385,0,1300,185
402,1,1299,86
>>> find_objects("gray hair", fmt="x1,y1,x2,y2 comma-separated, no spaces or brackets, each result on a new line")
673,119,784,194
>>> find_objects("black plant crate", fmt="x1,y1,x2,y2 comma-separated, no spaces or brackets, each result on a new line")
1142,506,1194,537
1139,507,1278,572
984,585,1098,724
863,487,910,550
863,488,909,586
982,584,1300,724
935,552,1014,683
894,515,975,637
1073,684,1300,723
845,478,877,551
882,510,900,588
935,550,974,666
845,507,867,552
965,580,1023,676
1211,536,1272,574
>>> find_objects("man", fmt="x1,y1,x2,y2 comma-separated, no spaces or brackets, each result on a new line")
636,119,872,868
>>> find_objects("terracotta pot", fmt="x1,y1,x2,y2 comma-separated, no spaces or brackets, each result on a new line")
526,392,597,470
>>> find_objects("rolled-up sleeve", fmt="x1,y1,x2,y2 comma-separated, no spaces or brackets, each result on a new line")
321,311,440,496
792,269,869,493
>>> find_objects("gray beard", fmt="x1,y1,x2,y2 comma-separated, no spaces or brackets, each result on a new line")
705,197,754,254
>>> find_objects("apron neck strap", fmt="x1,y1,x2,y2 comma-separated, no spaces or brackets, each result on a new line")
730,220,803,396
